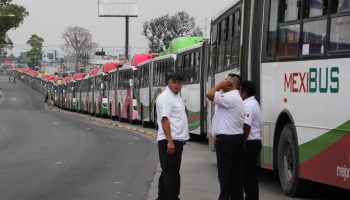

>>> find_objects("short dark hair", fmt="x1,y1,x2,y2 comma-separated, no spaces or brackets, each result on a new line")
227,73,242,87
165,72,183,81
241,81,256,97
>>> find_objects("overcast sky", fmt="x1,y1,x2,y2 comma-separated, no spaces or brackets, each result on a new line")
8,0,234,57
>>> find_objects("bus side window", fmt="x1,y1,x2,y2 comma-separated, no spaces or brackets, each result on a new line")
278,24,300,57
331,0,350,13
281,0,301,22
330,15,350,51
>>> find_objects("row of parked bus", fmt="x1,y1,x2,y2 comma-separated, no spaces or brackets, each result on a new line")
10,36,211,138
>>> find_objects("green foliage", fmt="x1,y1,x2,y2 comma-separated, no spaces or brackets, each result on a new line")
26,34,44,66
16,55,26,63
0,0,29,56
142,11,203,53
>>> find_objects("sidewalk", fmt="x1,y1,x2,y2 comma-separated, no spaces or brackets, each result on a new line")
147,140,220,200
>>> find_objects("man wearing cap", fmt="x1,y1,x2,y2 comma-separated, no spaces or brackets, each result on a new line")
156,72,190,200
207,73,244,200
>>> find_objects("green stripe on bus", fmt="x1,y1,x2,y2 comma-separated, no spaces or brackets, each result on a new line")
188,118,200,131
261,146,273,166
186,109,201,131
299,120,350,163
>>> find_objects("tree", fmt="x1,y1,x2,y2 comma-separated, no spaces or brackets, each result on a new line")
61,26,97,72
26,34,44,68
0,0,29,57
17,55,26,64
142,11,203,53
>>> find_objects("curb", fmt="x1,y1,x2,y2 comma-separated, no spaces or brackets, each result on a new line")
71,112,157,138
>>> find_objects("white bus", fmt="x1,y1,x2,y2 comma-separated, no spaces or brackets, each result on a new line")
150,54,177,129
138,59,153,127
108,68,118,120
209,0,350,196
93,71,106,117
116,64,138,123
176,42,210,136
81,69,98,115
80,75,90,114
72,73,85,112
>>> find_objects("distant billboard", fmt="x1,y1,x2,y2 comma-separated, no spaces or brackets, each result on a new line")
98,0,138,17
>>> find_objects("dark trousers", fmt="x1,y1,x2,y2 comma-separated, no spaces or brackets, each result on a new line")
242,140,262,200
216,134,243,200
157,140,184,200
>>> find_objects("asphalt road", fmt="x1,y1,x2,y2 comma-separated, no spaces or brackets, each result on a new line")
0,75,158,200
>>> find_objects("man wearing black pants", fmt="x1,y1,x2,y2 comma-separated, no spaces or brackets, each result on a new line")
207,73,245,200
156,72,189,200
157,140,184,199
216,134,243,199
240,81,262,200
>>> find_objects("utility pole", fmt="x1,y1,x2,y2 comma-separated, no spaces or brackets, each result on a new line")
125,16,129,61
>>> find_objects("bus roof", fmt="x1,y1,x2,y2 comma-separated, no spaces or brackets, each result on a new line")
177,42,205,54
153,54,176,62
89,69,99,76
73,73,85,80
53,77,61,83
47,75,55,81
131,53,154,68
159,37,209,56
65,76,73,82
138,59,152,68
119,64,137,71
103,62,124,73
37,73,44,78
211,0,240,24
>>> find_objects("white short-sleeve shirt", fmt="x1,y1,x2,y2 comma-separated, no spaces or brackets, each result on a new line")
243,96,262,140
211,90,244,137
156,86,190,141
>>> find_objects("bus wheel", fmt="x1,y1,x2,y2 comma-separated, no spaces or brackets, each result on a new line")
110,104,115,120
97,103,102,118
277,123,304,197
118,104,123,122
127,106,133,124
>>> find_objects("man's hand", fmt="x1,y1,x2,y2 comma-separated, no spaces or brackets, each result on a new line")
167,140,175,155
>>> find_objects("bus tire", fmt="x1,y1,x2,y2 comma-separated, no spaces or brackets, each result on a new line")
128,106,133,124
118,104,123,122
277,123,304,197
110,103,115,120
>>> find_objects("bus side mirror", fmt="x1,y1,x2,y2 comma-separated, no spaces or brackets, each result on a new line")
129,79,133,87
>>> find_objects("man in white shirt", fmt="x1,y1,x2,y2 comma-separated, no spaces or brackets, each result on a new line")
240,81,262,200
207,73,244,200
156,72,190,200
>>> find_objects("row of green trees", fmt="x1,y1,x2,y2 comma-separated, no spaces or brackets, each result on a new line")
1,0,203,70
